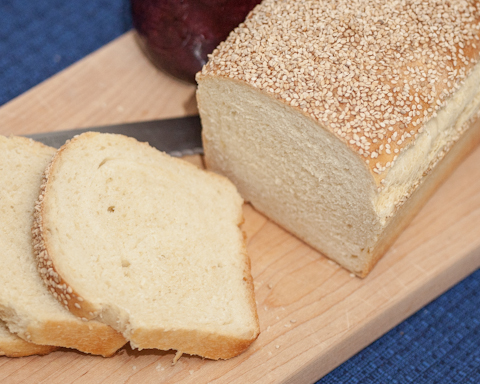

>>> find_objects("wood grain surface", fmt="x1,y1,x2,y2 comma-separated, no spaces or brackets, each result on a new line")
0,31,479,384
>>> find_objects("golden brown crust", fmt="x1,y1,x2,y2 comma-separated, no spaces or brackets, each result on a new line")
131,327,257,360
0,338,57,358
234,214,260,358
27,320,126,357
239,229,260,340
198,0,480,186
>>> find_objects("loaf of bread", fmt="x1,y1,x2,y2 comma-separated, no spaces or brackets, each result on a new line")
33,132,260,360
0,135,126,356
0,320,57,357
196,0,480,277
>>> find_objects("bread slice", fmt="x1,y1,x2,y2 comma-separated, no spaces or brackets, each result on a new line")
33,132,260,360
196,0,480,277
0,320,57,357
0,135,126,356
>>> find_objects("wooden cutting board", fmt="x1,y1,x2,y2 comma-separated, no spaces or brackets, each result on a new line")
0,32,479,384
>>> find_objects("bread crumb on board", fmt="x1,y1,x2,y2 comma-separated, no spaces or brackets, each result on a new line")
172,350,183,365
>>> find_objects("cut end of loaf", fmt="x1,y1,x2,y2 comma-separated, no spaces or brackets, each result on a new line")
197,77,381,277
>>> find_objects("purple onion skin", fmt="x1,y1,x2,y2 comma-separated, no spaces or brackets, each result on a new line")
131,0,262,83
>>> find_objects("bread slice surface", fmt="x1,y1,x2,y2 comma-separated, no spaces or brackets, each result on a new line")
34,132,259,359
0,135,126,356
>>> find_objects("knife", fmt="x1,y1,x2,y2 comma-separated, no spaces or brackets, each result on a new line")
26,115,203,157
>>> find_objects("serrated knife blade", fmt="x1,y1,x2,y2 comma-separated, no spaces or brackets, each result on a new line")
26,115,203,157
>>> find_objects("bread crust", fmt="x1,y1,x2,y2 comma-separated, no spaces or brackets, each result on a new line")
0,342,56,358
27,320,125,357
0,327,57,358
131,327,256,360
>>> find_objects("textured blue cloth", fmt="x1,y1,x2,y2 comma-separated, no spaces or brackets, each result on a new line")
320,269,480,384
0,1,479,383
0,0,132,106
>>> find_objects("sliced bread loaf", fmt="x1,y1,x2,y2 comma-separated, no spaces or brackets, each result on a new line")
0,135,126,356
0,320,57,357
33,132,260,360
196,0,480,277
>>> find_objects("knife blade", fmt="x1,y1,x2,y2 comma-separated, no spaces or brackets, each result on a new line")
26,115,203,157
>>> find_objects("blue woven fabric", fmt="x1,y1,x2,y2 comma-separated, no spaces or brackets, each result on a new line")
0,0,132,106
0,1,479,382
319,269,480,384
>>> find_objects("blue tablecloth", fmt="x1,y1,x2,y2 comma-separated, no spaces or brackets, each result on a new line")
0,1,479,382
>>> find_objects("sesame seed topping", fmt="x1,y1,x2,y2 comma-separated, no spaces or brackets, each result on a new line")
199,0,480,181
